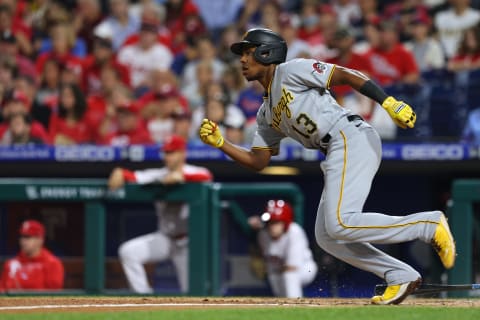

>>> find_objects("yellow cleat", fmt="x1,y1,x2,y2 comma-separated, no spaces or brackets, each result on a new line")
371,278,421,305
431,213,456,269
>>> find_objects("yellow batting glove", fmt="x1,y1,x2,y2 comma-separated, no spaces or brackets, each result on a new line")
381,96,417,129
199,118,225,148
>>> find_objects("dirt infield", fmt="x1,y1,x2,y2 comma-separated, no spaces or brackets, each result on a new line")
1,296,480,313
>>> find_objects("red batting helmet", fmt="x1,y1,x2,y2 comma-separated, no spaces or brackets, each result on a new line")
260,199,294,230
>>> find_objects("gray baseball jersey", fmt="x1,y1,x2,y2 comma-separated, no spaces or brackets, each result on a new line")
252,58,349,153
251,58,444,287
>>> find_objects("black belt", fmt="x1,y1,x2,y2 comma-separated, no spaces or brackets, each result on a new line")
321,114,364,143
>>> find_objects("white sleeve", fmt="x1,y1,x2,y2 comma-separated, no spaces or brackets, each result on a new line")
281,58,336,90
134,168,168,184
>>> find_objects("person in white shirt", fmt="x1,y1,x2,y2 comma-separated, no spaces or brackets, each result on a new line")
248,200,318,298
117,19,173,90
108,134,213,293
434,0,480,58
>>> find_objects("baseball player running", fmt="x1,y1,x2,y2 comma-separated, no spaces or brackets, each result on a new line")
199,28,456,305
108,134,213,294
248,199,318,298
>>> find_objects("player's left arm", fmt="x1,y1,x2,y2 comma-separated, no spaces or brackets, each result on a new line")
329,65,416,129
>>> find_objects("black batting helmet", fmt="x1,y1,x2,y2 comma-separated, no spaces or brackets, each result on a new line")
230,28,287,65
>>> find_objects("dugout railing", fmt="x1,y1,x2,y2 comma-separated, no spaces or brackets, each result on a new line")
448,179,480,298
0,179,303,296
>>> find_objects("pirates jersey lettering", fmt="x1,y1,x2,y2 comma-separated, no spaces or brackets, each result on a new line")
252,58,350,150
271,88,294,130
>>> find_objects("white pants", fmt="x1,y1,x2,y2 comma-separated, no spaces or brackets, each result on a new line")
118,231,188,293
268,260,318,298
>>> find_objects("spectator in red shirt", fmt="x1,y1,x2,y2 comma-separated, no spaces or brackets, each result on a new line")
0,89,49,142
31,58,61,129
365,20,420,87
326,26,374,120
140,85,189,144
164,0,205,55
35,22,85,88
0,112,45,145
297,1,324,46
86,65,135,140
0,55,17,98
0,220,64,291
366,20,433,140
48,83,92,145
0,29,36,80
73,0,104,53
83,35,130,95
0,3,32,56
447,25,480,72
99,101,152,146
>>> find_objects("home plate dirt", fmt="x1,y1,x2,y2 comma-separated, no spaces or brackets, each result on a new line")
1,297,480,313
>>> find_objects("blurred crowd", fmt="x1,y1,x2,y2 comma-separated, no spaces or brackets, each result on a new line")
1,0,480,147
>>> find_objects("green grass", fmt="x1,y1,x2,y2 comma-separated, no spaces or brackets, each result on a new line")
2,306,480,320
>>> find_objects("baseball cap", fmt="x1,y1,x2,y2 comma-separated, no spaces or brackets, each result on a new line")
19,220,45,238
162,134,186,152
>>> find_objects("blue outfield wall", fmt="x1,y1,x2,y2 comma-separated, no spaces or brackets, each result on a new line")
0,142,476,162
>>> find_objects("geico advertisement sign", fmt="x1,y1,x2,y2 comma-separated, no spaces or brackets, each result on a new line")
401,145,464,160
54,146,115,161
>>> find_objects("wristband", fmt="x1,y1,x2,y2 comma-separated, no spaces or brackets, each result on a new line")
359,80,389,105
122,169,136,182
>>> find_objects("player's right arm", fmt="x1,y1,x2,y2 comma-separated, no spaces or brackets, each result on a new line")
199,119,273,172
218,138,273,172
